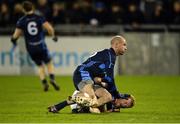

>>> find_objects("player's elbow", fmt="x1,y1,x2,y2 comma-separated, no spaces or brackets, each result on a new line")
43,22,55,36
47,27,54,36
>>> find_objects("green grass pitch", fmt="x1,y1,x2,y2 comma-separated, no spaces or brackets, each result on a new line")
0,75,180,123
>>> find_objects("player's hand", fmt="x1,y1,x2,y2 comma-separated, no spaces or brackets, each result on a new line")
94,77,102,83
101,82,108,88
52,36,58,42
11,37,17,46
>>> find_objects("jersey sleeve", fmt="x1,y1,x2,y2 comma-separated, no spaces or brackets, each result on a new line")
16,19,23,29
102,76,120,98
101,50,121,99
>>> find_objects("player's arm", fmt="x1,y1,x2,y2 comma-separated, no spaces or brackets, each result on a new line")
102,50,122,99
94,77,108,88
105,78,121,99
43,21,58,42
11,28,22,45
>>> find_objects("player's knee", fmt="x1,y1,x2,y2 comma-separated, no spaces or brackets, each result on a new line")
47,61,55,73
81,83,95,98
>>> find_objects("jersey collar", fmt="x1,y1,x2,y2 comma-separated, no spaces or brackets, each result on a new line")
110,48,116,56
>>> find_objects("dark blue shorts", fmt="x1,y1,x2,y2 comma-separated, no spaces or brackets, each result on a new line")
73,66,92,90
73,69,81,90
28,49,51,66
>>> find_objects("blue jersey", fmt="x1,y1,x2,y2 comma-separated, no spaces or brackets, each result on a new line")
16,13,47,52
73,48,121,98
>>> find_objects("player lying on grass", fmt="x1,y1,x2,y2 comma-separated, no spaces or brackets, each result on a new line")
48,35,128,113
48,87,135,113
70,90,135,113
48,77,135,113
48,77,113,113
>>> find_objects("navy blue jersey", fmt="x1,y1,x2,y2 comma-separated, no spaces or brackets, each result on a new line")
16,14,47,52
73,48,121,98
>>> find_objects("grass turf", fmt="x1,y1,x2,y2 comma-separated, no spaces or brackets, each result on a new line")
0,75,180,123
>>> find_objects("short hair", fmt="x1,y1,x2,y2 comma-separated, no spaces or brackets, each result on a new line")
22,1,33,12
128,95,135,108
110,35,125,45
114,94,135,108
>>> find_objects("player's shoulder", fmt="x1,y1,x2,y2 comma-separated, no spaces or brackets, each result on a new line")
98,49,109,54
17,15,26,22
93,49,109,59
16,15,27,26
104,49,110,52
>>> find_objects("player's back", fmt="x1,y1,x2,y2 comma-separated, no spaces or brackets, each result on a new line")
17,13,46,45
73,55,108,85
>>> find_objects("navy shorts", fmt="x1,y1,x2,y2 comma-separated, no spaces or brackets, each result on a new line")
28,49,51,66
73,66,93,90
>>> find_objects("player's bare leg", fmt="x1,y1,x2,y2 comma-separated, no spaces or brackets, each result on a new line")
95,87,112,107
70,83,99,113
69,91,100,113
80,83,98,106
38,64,49,91
47,61,60,91
70,91,96,107
88,87,112,113
48,91,98,113
48,97,75,113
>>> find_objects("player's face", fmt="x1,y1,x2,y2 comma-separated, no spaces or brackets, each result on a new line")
116,40,127,55
120,98,132,108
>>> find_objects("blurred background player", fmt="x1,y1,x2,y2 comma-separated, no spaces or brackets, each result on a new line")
11,1,59,92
